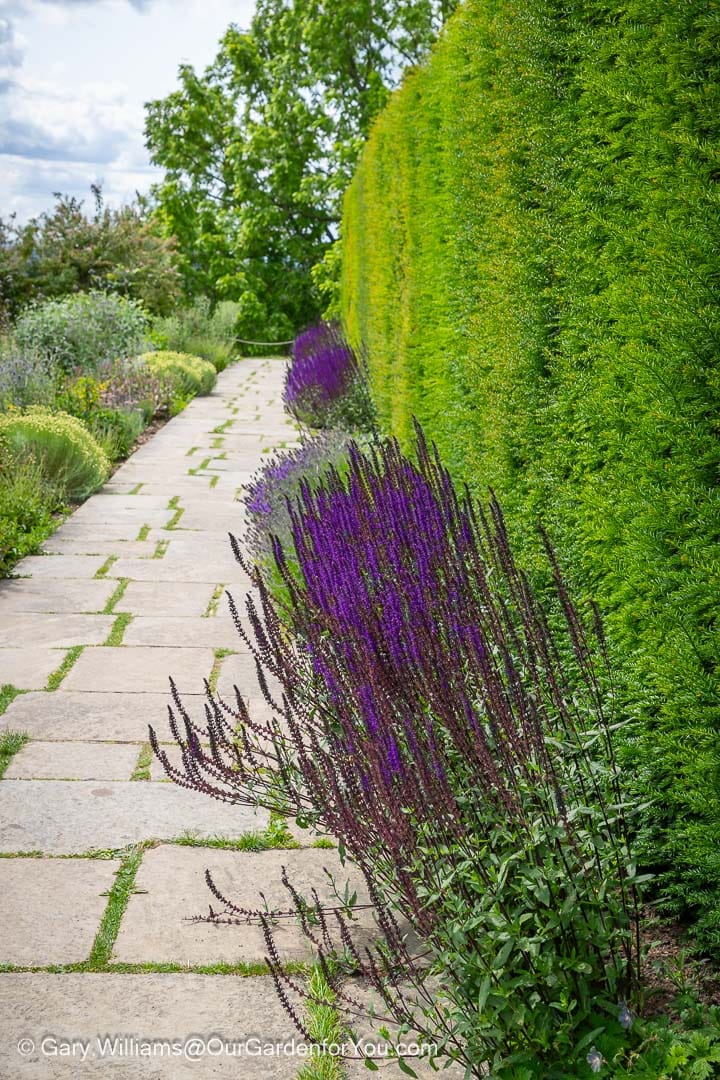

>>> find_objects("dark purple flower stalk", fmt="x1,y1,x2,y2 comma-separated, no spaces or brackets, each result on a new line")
283,321,374,430
151,422,642,1073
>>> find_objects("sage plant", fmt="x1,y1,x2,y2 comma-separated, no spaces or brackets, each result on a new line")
283,321,375,431
151,424,644,1076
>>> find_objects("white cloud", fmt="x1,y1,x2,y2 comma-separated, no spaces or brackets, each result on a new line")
0,0,251,220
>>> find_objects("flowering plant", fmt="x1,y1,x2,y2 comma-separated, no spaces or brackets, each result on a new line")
283,321,375,431
152,424,646,1075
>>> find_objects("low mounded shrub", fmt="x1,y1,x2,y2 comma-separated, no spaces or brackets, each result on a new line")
153,426,645,1077
0,459,64,575
13,291,148,375
0,409,110,501
0,348,56,411
284,321,375,430
140,350,216,398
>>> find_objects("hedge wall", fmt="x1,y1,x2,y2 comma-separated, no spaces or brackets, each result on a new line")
340,0,720,953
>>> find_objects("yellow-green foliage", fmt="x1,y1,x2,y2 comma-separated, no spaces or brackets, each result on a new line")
0,408,110,501
140,350,216,397
341,1,720,952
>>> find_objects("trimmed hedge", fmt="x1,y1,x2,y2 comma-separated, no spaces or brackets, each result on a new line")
341,1,720,952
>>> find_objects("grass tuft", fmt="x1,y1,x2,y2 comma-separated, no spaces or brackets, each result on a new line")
45,645,84,690
104,611,132,647
0,727,29,779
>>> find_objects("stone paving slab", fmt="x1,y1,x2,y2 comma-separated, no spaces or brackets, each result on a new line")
0,648,66,690
13,555,109,580
6,742,140,781
68,506,175,528
0,858,120,966
0,614,115,649
109,559,251,586
122,617,243,650
40,539,157,558
0,781,268,853
49,522,156,543
115,581,218,618
0,579,116,614
113,845,372,966
0,691,203,742
62,647,215,695
0,974,302,1077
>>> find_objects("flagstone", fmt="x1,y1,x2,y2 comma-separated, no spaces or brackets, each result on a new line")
0,614,115,649
0,780,268,853
0,858,120,967
13,555,109,579
115,581,218,617
0,974,301,1078
0,579,116,614
6,741,139,781
0,691,203,742
40,538,157,558
109,558,250,585
61,647,215,695
122,617,242,649
113,845,372,965
0,648,67,690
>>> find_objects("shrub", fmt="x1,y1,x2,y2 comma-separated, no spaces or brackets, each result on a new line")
140,350,216,398
0,409,110,501
244,429,360,571
153,427,645,1077
0,459,64,575
14,291,149,375
0,348,56,411
340,0,720,953
284,321,375,430
99,358,172,422
152,298,239,372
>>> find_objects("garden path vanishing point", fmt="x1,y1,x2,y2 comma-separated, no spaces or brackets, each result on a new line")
0,358,357,1078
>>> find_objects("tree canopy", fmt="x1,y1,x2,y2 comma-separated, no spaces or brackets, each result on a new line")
145,0,455,340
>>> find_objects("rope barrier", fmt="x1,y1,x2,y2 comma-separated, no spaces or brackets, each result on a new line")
235,337,294,347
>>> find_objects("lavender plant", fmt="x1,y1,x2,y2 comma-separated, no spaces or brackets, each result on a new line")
284,321,375,431
244,429,361,572
151,425,646,1076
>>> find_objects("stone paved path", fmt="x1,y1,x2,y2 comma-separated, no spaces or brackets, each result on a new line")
0,359,367,1078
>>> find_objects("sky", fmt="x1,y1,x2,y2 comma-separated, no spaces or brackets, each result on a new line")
0,0,256,222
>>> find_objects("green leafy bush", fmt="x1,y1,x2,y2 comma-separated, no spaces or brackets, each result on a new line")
152,298,239,371
0,347,56,411
0,409,110,501
14,291,149,375
0,459,65,575
140,350,217,397
340,0,720,954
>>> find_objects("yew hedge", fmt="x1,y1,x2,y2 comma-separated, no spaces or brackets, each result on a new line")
340,0,720,953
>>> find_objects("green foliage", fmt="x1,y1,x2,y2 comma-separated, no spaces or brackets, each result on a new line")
140,350,217,398
145,0,455,337
0,458,65,575
152,297,238,371
0,408,110,501
341,0,720,955
14,291,149,376
0,185,182,320
605,1005,720,1079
